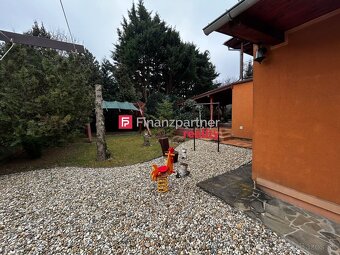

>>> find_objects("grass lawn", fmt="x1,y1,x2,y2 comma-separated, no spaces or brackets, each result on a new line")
0,132,167,175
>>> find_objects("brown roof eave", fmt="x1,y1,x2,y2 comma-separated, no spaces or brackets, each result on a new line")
203,0,340,46
203,0,260,36
224,38,253,56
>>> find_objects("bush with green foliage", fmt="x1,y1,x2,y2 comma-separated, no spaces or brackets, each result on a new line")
175,99,211,125
176,99,198,121
156,99,174,120
154,99,174,136
0,22,100,158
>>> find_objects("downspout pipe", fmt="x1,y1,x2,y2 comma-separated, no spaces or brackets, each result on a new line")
203,0,260,35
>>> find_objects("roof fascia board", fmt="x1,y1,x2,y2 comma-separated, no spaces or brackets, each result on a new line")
203,0,260,35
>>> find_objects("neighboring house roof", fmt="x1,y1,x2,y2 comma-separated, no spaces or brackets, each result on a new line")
192,79,252,101
0,30,85,53
102,101,139,111
203,0,340,46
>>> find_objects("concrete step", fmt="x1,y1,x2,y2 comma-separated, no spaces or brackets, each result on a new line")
219,132,231,136
219,135,232,140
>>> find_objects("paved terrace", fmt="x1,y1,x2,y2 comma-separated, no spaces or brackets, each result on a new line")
198,164,340,255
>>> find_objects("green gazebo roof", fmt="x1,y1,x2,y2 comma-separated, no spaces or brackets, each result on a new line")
102,101,139,111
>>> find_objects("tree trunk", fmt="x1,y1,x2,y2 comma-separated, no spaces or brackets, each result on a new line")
95,84,110,161
142,85,147,102
86,123,92,143
166,74,173,94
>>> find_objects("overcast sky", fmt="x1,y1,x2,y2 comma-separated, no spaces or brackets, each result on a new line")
0,0,251,82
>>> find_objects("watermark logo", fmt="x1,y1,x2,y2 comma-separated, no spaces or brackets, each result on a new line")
136,117,219,129
183,129,218,140
136,117,219,140
119,115,133,129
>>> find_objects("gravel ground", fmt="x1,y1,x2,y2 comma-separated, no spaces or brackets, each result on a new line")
0,140,304,254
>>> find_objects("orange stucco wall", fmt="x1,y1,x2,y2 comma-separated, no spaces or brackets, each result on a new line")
231,81,253,139
253,13,340,207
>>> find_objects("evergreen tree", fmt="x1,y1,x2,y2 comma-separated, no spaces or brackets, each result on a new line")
100,59,117,101
113,64,138,102
244,61,253,79
0,23,98,158
113,0,218,101
145,92,166,117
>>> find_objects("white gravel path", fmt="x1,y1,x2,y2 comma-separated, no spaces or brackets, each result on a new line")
0,140,304,254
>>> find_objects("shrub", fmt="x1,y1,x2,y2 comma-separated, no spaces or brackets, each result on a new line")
155,99,175,136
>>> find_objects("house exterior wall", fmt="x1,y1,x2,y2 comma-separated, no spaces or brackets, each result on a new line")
253,12,340,216
231,81,253,139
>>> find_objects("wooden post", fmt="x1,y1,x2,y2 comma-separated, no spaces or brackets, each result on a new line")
193,123,196,151
95,84,110,161
240,42,244,80
86,123,92,143
210,95,214,121
218,121,220,153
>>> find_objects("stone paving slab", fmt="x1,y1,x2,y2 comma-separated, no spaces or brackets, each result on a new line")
197,164,340,255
